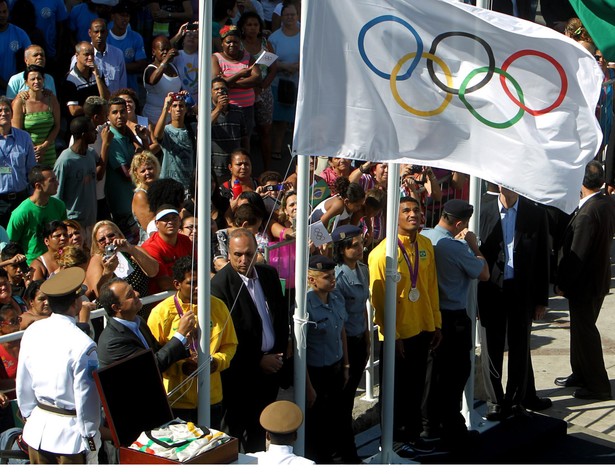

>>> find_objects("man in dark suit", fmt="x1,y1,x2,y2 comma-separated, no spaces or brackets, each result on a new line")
478,186,550,420
97,277,195,370
210,228,289,453
555,160,615,400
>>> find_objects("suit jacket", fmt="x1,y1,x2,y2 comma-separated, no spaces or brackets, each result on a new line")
210,263,289,392
97,316,189,371
477,196,550,324
557,193,615,300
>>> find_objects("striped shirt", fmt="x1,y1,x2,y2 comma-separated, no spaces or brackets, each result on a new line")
214,51,255,108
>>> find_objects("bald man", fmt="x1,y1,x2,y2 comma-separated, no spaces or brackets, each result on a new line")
6,45,56,98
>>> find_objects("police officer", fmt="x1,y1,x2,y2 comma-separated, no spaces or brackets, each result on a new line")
331,224,369,464
305,254,349,464
16,267,101,464
247,400,315,465
421,200,489,450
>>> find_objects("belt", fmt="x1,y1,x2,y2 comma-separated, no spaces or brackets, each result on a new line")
37,402,77,416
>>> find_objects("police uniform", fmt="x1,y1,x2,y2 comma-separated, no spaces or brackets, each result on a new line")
305,255,348,464
247,401,315,465
16,267,100,464
421,200,484,445
332,225,369,463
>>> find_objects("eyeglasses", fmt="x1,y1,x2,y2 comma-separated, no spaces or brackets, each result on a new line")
97,232,116,244
183,225,197,231
0,317,20,327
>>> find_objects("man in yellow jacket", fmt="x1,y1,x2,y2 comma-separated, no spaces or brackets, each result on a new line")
148,256,237,428
369,196,442,453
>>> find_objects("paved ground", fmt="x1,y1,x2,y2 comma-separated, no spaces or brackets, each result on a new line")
342,238,615,463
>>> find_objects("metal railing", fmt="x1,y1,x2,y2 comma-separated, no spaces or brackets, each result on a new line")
0,291,174,344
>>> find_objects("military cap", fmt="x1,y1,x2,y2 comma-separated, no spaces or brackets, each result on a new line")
331,224,362,243
41,267,86,298
443,199,474,219
308,255,336,271
260,401,303,434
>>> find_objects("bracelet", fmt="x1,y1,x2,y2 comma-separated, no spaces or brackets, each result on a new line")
343,364,350,368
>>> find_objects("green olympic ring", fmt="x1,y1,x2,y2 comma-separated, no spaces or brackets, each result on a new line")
458,66,525,129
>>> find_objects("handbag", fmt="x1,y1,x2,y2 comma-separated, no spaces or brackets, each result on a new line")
277,79,297,106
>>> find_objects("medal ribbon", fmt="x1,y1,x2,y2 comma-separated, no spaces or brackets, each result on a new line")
174,295,198,354
397,238,419,290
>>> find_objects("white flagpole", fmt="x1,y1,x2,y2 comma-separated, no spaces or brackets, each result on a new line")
462,0,488,431
291,0,310,456
197,0,213,427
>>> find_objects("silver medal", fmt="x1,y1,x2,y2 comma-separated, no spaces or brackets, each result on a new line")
408,287,420,302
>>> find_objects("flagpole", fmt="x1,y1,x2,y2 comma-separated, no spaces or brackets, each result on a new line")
196,0,213,427
292,154,309,455
291,0,310,456
462,0,488,432
367,164,411,464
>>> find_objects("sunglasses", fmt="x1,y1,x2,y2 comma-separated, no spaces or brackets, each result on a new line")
0,317,21,327
97,232,116,244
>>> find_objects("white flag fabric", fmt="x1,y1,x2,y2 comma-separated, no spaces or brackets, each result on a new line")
293,0,604,213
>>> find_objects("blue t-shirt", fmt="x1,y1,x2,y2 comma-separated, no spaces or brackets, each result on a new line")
32,0,68,58
0,25,31,85
69,3,98,43
108,27,147,92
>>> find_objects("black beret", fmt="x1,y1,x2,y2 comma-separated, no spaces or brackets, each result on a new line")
308,255,336,271
443,199,473,219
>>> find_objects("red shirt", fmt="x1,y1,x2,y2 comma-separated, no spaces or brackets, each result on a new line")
142,232,195,294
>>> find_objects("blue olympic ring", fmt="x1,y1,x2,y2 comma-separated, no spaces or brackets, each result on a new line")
358,15,424,81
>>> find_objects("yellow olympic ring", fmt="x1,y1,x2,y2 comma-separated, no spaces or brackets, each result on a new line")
390,52,453,117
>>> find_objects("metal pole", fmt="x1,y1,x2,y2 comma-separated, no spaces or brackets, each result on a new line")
361,300,377,402
196,0,212,428
463,176,482,429
292,154,310,455
376,163,401,464
460,0,490,432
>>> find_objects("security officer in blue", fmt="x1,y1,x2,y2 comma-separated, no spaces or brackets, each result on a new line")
421,200,489,452
305,254,350,464
331,225,369,463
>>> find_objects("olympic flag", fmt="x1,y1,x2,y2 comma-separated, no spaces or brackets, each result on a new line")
292,0,604,213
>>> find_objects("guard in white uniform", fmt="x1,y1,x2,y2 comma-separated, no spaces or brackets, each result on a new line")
247,400,315,465
16,267,101,464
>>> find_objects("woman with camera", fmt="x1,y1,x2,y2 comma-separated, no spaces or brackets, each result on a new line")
143,35,183,126
85,220,159,300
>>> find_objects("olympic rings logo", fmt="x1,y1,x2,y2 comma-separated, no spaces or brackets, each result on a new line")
358,15,568,129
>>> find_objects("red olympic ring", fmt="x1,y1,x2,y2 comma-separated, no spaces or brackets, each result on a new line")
499,49,568,116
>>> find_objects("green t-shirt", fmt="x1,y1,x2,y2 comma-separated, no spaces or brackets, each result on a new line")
7,197,67,264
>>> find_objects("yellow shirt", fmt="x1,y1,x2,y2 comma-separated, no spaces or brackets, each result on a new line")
147,295,238,408
368,233,441,340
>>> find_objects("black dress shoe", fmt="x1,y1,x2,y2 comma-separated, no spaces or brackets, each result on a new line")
524,397,553,411
554,374,584,387
573,388,612,401
510,404,532,418
485,404,504,421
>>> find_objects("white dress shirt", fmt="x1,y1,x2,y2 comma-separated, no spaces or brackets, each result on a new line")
248,444,315,465
238,271,275,352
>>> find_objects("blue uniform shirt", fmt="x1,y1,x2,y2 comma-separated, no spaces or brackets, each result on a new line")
306,289,348,367
422,225,484,311
335,262,369,337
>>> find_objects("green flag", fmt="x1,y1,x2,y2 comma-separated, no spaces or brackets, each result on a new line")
570,0,615,61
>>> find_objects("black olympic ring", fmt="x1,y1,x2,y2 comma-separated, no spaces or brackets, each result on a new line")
426,32,496,95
